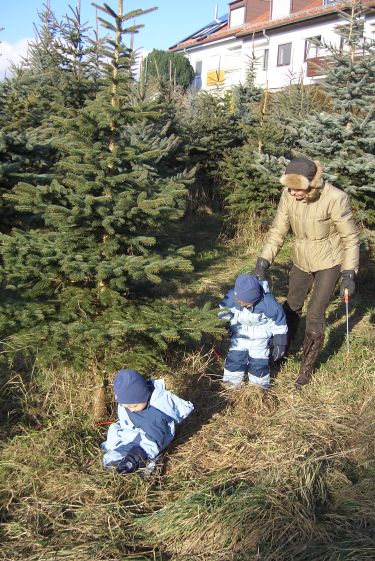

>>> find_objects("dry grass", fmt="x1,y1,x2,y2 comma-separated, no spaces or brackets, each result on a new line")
137,342,375,560
1,232,374,561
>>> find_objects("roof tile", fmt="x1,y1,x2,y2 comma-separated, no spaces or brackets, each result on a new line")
170,0,375,51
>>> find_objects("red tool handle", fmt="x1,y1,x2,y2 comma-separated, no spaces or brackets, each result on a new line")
344,287,349,303
213,348,222,360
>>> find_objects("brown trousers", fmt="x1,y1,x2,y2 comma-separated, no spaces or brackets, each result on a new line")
286,264,341,335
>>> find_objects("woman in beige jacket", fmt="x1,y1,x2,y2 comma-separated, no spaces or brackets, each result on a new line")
252,157,359,389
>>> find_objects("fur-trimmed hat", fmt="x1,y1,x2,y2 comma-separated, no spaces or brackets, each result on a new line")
280,158,323,199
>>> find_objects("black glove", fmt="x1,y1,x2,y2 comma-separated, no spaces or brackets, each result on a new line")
272,344,286,362
115,446,148,474
251,258,270,281
340,270,356,298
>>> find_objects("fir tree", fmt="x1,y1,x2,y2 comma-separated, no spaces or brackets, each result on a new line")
0,1,222,370
217,56,291,226
297,0,375,226
0,72,57,233
142,49,195,90
16,4,66,122
270,80,329,154
0,2,103,234
231,52,263,126
176,90,243,211
51,3,105,109
219,148,287,227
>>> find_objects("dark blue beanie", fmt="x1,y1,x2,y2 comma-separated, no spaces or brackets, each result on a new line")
113,369,151,404
234,274,261,304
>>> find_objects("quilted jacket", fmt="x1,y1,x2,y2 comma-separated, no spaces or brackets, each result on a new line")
260,183,359,273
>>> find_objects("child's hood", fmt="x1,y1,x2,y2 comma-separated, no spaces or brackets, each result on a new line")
149,379,194,423
220,280,270,311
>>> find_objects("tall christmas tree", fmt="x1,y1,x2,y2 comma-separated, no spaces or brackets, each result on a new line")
298,0,375,226
1,1,221,371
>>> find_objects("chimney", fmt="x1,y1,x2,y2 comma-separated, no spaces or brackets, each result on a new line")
214,2,220,22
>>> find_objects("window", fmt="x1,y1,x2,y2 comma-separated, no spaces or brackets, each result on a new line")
195,60,202,75
304,36,322,60
230,6,245,28
323,0,339,5
277,43,292,66
263,49,269,71
194,60,202,90
272,0,290,20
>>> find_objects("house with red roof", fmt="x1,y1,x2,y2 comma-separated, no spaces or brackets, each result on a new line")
169,0,375,90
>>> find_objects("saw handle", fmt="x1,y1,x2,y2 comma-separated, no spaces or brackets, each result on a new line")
344,287,349,303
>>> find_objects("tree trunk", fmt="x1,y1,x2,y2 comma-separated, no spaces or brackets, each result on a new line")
92,369,107,421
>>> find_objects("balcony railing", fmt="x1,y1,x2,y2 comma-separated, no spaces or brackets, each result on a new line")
306,51,366,77
306,55,334,77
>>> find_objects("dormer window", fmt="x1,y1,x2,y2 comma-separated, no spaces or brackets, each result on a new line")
229,1,245,28
272,0,290,20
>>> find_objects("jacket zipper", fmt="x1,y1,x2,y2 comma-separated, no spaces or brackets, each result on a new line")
302,203,310,272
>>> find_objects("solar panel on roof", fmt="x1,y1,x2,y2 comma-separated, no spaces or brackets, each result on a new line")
195,21,226,41
173,15,228,46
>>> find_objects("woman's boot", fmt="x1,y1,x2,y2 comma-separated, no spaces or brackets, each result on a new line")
295,331,324,390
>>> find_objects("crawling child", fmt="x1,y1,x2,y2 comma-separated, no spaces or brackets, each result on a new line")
101,368,194,474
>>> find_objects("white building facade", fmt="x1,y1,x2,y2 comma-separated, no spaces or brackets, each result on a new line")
170,1,375,91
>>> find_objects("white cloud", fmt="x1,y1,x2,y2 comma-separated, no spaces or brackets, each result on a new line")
0,38,32,80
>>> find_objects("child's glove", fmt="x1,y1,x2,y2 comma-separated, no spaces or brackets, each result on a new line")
272,344,286,362
116,446,148,474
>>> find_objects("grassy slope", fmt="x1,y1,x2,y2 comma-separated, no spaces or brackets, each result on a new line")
0,215,374,561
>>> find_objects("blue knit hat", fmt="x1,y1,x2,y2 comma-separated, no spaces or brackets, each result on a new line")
113,369,151,404
234,274,261,304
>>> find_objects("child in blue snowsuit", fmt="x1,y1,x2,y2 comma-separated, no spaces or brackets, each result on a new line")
101,369,194,473
219,274,288,389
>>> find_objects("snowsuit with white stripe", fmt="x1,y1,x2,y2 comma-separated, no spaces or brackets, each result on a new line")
219,282,287,388
101,379,193,467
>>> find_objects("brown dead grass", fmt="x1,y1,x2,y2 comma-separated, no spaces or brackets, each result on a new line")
1,234,374,561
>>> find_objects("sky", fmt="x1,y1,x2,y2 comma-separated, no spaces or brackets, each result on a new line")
0,0,228,78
